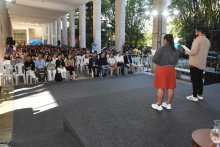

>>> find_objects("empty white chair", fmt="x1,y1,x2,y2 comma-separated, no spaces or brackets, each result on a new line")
13,63,26,85
3,64,14,85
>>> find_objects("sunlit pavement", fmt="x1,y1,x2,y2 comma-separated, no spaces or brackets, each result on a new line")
0,85,14,146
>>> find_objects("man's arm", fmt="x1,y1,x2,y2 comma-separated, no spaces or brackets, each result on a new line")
185,40,199,56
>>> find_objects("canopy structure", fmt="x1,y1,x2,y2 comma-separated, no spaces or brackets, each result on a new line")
6,0,91,28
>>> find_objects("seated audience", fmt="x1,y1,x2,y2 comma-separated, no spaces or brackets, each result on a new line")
11,55,21,68
24,55,38,82
99,53,111,77
56,54,67,79
65,54,78,80
35,53,47,82
4,53,11,60
107,53,117,75
115,51,125,75
46,55,56,81
124,51,137,74
88,53,101,77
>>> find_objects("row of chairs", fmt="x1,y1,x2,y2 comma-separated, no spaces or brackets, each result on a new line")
0,62,37,86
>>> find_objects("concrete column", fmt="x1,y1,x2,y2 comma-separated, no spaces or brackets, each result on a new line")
49,23,53,45
79,4,86,48
47,24,50,44
42,25,47,45
57,18,61,46
62,14,68,45
93,0,101,53
53,20,57,46
69,10,75,47
152,0,167,50
151,0,167,72
115,0,126,53
0,1,6,62
0,1,8,59
26,28,29,45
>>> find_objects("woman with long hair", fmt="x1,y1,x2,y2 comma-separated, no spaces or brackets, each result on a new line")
46,55,56,81
65,54,78,80
151,34,179,111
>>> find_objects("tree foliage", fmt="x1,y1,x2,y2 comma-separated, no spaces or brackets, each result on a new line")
169,0,220,49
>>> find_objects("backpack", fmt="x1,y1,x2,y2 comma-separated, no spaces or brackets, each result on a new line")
55,70,63,82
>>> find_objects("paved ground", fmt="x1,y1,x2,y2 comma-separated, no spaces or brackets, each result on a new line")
0,66,219,147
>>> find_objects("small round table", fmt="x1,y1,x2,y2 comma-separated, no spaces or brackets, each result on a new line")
192,129,219,147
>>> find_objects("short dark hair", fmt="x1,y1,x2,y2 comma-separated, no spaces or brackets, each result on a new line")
196,27,205,34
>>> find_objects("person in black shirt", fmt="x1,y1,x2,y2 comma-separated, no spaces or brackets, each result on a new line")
99,53,111,77
24,55,38,82
88,53,101,77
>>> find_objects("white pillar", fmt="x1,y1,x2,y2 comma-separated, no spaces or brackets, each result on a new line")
115,0,126,53
49,23,53,45
151,0,167,72
93,0,101,53
70,10,75,47
62,14,68,45
152,0,167,50
53,20,57,46
43,25,48,45
57,18,61,46
47,24,50,44
79,4,86,48
26,28,29,45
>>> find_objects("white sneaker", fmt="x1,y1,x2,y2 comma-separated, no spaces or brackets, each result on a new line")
151,103,163,111
186,95,198,101
162,102,171,110
197,95,203,100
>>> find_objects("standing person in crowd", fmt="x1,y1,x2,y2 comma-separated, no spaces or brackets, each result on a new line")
56,54,67,79
99,53,111,77
65,54,78,80
46,55,56,81
5,44,13,56
24,55,38,82
35,53,47,82
185,27,210,101
115,51,125,75
88,53,101,77
91,41,97,53
124,51,136,74
107,53,118,76
151,34,179,111
123,42,129,53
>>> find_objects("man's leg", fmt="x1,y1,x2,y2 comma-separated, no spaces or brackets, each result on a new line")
101,66,105,76
121,63,125,75
197,69,204,96
190,67,199,97
35,69,40,79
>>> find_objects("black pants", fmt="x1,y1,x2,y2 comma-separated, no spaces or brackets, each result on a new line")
88,66,101,76
117,63,125,74
36,69,47,80
66,66,75,75
190,67,204,97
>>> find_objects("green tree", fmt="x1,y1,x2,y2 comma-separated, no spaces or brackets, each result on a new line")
169,0,220,50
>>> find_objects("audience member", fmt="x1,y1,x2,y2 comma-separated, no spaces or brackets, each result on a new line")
99,53,111,77
56,54,67,79
115,51,125,75
35,53,47,82
124,51,136,74
46,55,56,81
24,55,38,82
65,54,78,80
88,53,101,77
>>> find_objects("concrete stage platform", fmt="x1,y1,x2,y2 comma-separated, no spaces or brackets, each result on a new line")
11,74,220,147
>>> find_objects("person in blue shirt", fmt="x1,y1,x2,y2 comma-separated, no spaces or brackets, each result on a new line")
35,53,47,82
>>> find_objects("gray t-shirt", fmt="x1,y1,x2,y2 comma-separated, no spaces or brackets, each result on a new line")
152,44,179,66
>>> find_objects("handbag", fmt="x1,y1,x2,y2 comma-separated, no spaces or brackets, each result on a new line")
47,63,56,70
55,70,63,82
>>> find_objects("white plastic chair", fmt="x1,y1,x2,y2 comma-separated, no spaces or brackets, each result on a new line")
3,64,14,85
136,57,144,71
13,63,26,85
76,56,82,69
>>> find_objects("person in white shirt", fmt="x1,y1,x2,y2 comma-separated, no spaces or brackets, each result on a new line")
84,53,90,65
115,51,125,75
107,53,117,75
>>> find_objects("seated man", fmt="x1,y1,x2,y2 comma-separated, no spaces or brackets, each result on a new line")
124,51,137,74
99,53,111,77
35,53,47,82
88,53,101,77
115,51,125,75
